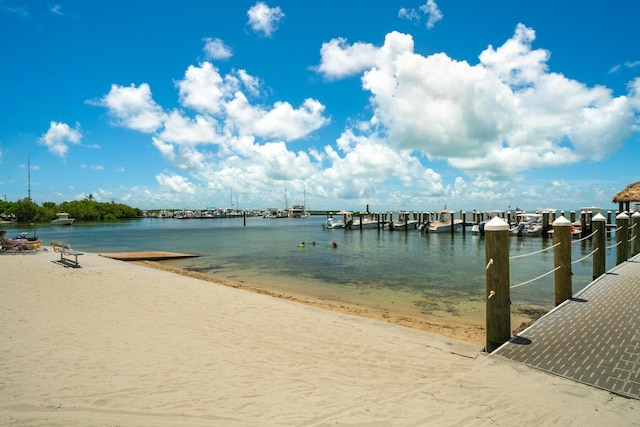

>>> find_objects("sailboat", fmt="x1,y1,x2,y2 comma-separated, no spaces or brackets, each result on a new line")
286,186,310,218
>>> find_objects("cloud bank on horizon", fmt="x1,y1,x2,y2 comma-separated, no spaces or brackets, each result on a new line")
6,1,640,210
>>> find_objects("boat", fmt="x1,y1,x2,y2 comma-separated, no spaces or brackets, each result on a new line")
322,211,352,229
263,208,287,218
51,212,75,225
388,218,419,230
507,206,527,227
470,211,504,235
547,225,583,239
385,211,418,231
471,223,485,236
322,217,345,229
510,214,543,237
349,215,382,229
425,210,463,233
286,205,310,218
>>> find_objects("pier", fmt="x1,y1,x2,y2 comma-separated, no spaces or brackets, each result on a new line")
493,253,640,400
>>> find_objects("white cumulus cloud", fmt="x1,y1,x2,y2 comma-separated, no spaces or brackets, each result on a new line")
38,121,82,157
315,37,379,80
156,172,196,194
97,83,167,133
202,37,233,60
247,2,284,37
321,24,638,178
420,0,443,29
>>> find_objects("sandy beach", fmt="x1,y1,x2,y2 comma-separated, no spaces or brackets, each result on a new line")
1,248,636,426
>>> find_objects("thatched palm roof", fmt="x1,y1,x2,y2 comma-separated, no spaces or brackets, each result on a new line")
612,181,640,203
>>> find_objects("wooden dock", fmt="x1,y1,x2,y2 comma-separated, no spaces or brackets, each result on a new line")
99,251,200,261
493,253,640,400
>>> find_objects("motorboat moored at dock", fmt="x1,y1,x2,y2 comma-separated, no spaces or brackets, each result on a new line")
510,214,543,237
424,210,463,233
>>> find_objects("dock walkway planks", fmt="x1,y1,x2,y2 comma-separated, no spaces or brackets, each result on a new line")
494,253,640,400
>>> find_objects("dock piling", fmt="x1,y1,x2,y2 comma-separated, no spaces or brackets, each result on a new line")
484,217,511,353
542,212,550,237
592,213,606,280
631,211,640,257
462,212,466,234
553,216,572,306
616,212,629,265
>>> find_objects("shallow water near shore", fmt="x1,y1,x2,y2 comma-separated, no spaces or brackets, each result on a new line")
13,215,619,329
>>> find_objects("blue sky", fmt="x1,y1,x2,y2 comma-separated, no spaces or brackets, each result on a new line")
1,0,639,212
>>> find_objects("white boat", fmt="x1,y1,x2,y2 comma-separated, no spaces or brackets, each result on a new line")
323,211,352,229
322,217,345,229
385,211,417,230
425,211,463,233
350,215,382,229
388,218,419,230
510,214,543,237
471,223,485,235
51,212,75,225
286,205,310,218
263,208,287,218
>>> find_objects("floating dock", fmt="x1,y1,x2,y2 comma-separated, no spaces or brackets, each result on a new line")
99,251,200,261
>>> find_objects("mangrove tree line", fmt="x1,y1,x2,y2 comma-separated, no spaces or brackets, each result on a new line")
0,197,142,223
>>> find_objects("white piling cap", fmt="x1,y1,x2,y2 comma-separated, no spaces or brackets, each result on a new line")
632,211,640,218
592,213,606,221
484,216,509,231
552,215,571,227
616,212,629,220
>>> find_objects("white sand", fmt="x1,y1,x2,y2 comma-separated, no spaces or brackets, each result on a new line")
1,249,636,426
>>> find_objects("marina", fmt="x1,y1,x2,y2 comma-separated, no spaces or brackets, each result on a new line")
5,210,632,334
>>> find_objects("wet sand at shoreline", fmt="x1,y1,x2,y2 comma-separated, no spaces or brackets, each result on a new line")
138,260,542,346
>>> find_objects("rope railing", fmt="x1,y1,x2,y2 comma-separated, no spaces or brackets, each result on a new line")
484,214,637,352
511,266,561,289
509,242,560,260
485,258,494,270
572,247,598,265
607,240,622,250
572,229,597,243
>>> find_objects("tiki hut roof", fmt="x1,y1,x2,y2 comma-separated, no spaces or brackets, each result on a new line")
612,181,640,203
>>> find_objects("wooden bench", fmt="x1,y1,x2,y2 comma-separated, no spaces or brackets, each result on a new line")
50,240,84,267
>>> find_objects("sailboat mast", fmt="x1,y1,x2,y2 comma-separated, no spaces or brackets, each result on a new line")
28,156,31,201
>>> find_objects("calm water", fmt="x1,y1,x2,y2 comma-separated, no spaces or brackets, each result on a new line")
8,215,619,326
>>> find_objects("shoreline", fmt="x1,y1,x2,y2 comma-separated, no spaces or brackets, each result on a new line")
1,249,636,425
135,260,541,346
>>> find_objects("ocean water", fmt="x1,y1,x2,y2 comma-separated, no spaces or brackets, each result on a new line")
12,215,620,326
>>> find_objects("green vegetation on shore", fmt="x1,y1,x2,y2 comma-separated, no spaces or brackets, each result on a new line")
0,197,142,223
